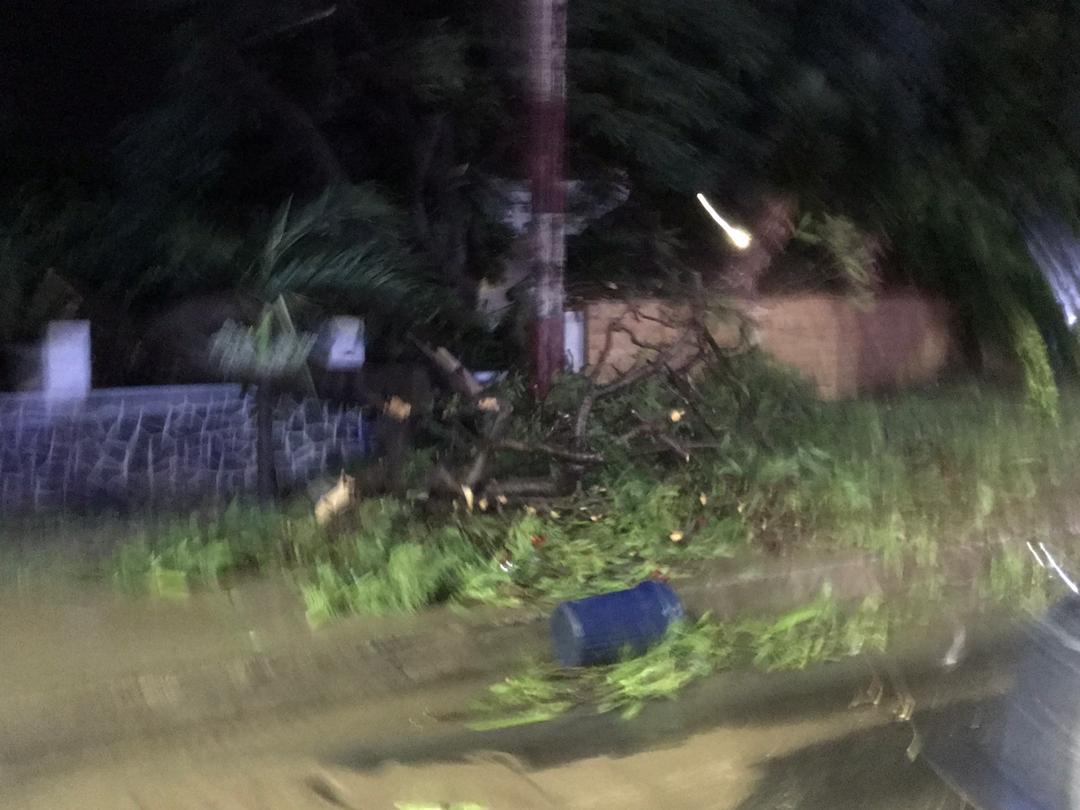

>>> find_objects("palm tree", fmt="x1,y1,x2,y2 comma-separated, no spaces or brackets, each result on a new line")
209,299,314,501
208,185,459,501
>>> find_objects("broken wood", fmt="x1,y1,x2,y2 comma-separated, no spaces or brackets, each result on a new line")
314,473,356,526
411,338,485,399
410,303,732,510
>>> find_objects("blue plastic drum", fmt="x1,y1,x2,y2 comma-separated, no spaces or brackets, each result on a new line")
550,580,685,667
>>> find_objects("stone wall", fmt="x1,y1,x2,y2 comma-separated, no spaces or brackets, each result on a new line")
583,293,956,399
0,385,367,513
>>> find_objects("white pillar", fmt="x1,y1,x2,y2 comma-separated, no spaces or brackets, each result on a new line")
320,317,366,371
42,320,91,404
563,310,586,373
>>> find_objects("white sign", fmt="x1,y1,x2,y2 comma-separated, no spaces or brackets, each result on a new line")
319,317,365,371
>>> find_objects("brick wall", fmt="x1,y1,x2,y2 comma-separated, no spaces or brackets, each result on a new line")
583,293,955,399
0,385,367,514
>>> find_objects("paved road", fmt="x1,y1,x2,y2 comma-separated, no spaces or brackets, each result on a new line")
2,638,1014,810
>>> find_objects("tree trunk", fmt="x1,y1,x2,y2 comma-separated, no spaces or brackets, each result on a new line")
526,0,568,398
255,383,277,502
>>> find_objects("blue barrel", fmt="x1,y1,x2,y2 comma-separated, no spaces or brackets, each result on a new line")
550,580,685,667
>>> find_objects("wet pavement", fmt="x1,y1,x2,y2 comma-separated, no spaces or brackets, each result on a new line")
1,636,1013,809
0,526,1024,808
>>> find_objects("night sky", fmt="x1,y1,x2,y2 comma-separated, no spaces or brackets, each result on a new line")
1,1,172,183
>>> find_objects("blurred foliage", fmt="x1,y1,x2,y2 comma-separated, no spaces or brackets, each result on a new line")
3,0,1080,374
249,187,464,336
209,302,315,383
1011,305,1061,422
793,212,878,298
767,0,1080,383
110,351,1073,629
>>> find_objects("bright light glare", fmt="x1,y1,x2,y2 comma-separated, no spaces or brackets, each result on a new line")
696,193,752,250
1040,542,1079,594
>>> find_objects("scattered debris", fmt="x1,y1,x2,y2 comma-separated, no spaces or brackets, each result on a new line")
314,473,356,525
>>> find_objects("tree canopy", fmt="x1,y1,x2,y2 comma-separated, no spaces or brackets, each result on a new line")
2,0,1079,383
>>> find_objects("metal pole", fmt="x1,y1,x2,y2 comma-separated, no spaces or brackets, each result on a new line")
526,0,567,398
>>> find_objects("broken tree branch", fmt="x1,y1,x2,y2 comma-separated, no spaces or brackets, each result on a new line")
658,433,692,463
599,327,697,397
574,324,697,450
585,317,618,383
411,337,485,399
493,438,603,465
429,464,465,498
485,477,568,498
463,406,514,490
617,412,664,444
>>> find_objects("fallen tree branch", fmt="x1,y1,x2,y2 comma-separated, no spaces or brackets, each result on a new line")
485,477,566,498
658,433,692,463
617,414,664,444
633,441,724,458
599,327,697,398
463,406,514,489
576,318,620,449
616,410,692,462
493,439,603,465
574,325,697,450
687,272,756,365
429,464,465,498
411,337,484,399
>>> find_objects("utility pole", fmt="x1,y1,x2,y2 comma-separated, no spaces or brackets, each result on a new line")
526,0,567,399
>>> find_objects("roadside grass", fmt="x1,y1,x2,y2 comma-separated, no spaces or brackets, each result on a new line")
101,357,1080,630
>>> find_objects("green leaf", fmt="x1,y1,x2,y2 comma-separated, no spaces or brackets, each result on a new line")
466,706,572,732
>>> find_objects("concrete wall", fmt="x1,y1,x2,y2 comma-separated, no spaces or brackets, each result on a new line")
583,293,955,399
0,385,366,513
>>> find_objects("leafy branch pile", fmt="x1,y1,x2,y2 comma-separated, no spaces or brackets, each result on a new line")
474,549,1062,728
112,315,1080,627
407,296,791,509
472,589,893,728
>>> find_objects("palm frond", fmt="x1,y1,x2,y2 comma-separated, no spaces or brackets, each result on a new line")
253,184,453,324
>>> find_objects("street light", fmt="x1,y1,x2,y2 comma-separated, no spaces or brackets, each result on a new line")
696,193,752,250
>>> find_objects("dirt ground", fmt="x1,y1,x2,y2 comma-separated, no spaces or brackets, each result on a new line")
3,652,1005,810
3,714,942,809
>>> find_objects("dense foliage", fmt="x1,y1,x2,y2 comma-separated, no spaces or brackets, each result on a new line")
111,354,1068,623
3,0,1080,382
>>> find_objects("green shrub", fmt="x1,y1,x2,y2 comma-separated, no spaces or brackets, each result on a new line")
1013,306,1060,422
